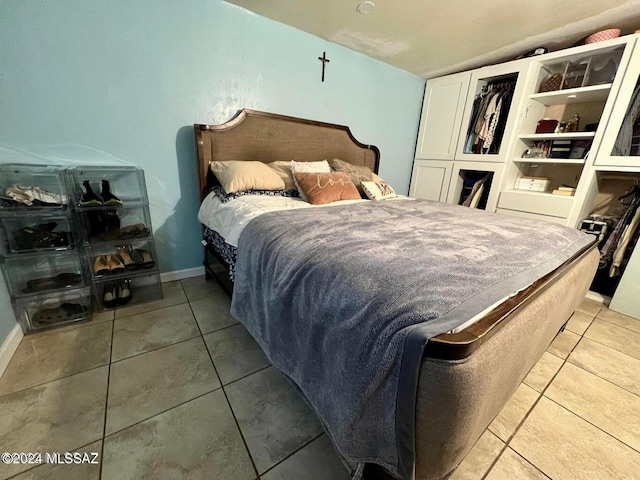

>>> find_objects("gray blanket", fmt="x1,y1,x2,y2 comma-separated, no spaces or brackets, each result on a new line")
230,199,593,480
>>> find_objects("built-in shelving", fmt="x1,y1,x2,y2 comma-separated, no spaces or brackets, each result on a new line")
513,157,586,164
518,132,595,141
529,84,612,106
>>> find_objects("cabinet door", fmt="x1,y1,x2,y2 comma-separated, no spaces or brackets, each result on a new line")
595,39,640,168
415,72,471,160
408,159,453,202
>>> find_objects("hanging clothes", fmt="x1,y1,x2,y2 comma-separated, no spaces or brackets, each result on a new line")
612,80,640,156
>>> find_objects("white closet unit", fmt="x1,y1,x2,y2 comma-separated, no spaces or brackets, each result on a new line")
409,33,640,318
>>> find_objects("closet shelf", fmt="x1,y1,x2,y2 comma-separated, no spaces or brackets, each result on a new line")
518,132,595,141
529,84,612,106
514,157,586,164
503,189,576,199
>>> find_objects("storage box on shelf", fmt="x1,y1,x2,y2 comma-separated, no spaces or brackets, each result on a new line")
0,163,92,334
66,165,162,311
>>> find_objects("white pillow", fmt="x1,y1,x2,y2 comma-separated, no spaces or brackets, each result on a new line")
361,180,397,200
291,160,331,201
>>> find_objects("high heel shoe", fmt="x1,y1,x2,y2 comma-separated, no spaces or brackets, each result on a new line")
132,249,155,269
101,180,123,206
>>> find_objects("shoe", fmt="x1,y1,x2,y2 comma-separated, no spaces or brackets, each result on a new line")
132,249,155,269
80,181,103,206
93,255,110,276
106,254,125,274
117,247,140,270
103,282,117,308
32,302,88,325
101,180,123,206
23,272,82,293
119,223,149,239
117,279,132,305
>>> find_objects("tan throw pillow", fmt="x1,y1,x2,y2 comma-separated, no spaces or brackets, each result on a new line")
361,180,397,200
328,158,374,197
266,161,296,191
210,161,285,193
294,172,361,205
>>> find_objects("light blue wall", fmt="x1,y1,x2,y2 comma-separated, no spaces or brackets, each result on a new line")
0,1,424,276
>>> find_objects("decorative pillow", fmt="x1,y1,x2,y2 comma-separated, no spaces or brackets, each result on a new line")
328,158,374,197
209,161,285,193
293,172,361,205
290,160,332,201
210,185,299,204
266,161,296,191
361,180,397,200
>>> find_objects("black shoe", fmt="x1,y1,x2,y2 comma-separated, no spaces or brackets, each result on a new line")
101,180,123,206
117,279,132,305
104,282,117,308
80,181,103,206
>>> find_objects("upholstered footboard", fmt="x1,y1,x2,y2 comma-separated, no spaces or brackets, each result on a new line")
414,247,599,480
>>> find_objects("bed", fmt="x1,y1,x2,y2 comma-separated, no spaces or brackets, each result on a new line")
194,109,598,480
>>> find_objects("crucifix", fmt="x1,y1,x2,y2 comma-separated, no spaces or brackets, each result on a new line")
318,51,330,82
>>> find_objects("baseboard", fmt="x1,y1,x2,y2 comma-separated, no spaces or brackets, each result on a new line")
160,266,205,283
0,324,23,379
586,290,611,305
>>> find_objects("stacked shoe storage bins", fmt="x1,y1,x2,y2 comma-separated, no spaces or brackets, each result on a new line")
0,164,91,333
67,166,162,311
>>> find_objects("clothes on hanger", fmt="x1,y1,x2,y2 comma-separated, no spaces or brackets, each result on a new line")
612,79,640,156
464,80,516,154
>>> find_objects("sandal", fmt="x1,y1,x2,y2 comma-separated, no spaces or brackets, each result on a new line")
32,302,88,325
132,249,155,269
116,247,140,270
23,272,82,293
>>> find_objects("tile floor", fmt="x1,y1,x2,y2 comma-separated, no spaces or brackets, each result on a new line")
0,279,639,480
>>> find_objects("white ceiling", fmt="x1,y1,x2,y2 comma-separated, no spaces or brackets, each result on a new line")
225,0,640,78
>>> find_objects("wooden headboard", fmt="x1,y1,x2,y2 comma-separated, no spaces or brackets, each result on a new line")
194,109,380,201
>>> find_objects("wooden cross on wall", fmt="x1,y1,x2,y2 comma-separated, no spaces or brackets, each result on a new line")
318,51,330,82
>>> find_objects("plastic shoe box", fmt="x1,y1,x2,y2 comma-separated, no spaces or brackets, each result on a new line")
67,166,148,208
2,251,86,297
0,164,70,210
0,212,76,255
85,239,158,280
14,286,92,334
93,271,162,311
76,206,152,245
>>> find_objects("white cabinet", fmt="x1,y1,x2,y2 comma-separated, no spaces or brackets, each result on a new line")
409,160,452,202
415,72,471,160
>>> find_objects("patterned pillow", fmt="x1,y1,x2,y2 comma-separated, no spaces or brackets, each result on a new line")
328,158,374,198
211,185,299,204
361,180,397,200
291,160,332,201
293,172,361,205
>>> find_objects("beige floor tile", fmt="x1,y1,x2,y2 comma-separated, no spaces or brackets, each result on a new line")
111,303,200,361
575,298,603,317
115,280,187,319
204,324,270,385
190,292,238,334
569,337,640,396
485,448,547,480
511,397,640,480
106,337,220,435
261,434,350,480
226,367,324,474
488,384,539,442
584,319,640,360
449,430,504,480
0,321,112,396
10,441,102,480
546,330,581,359
545,362,640,451
102,391,255,480
565,310,595,335
0,368,107,479
523,352,564,393
598,307,640,334
180,275,227,302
